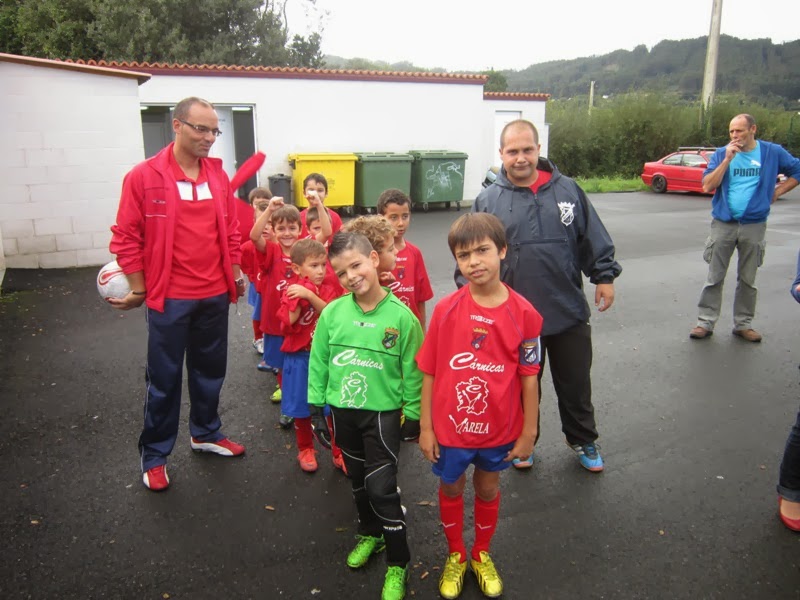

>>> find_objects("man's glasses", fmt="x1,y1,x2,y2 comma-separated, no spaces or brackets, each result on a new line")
178,119,222,137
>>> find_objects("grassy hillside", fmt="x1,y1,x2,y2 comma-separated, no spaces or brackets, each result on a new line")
504,36,800,105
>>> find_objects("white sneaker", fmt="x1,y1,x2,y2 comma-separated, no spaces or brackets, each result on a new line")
253,338,264,354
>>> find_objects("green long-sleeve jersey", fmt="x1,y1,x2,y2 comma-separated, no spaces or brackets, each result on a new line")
308,290,424,420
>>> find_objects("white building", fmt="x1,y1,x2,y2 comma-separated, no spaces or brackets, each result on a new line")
0,54,549,284
0,53,149,285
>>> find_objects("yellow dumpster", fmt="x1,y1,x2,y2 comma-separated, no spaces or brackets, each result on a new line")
288,153,358,213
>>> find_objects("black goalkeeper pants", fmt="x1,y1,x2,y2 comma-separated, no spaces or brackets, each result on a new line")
330,407,409,567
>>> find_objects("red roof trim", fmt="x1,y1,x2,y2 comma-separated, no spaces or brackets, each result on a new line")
484,92,550,101
0,53,150,85
62,59,489,85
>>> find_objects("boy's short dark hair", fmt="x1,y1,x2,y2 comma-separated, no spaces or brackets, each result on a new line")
303,172,328,192
376,189,412,215
342,216,395,252
447,213,507,256
328,231,375,261
248,186,272,205
291,238,327,265
270,204,301,227
307,206,333,227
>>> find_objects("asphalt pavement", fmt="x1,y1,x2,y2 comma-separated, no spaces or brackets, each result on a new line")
3,188,800,600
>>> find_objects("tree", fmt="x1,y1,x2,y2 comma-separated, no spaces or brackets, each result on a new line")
482,69,508,93
288,31,324,68
89,0,291,65
10,0,100,60
3,0,325,67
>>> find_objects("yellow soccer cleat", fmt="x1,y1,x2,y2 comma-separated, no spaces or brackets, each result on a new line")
439,552,467,599
470,551,503,598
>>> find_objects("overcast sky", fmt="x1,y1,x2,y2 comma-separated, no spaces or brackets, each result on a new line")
287,0,798,72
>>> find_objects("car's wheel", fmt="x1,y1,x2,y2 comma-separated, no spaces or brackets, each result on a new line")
652,175,667,194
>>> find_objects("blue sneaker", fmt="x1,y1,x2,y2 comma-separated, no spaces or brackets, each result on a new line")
512,454,533,469
569,441,604,472
257,360,275,373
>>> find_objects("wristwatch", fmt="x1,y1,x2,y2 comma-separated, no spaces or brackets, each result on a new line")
235,277,245,285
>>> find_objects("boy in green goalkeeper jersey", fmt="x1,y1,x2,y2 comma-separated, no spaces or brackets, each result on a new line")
308,231,423,600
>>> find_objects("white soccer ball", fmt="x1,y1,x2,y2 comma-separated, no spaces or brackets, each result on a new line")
97,260,131,300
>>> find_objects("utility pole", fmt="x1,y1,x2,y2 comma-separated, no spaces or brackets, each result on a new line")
701,0,723,135
589,80,595,114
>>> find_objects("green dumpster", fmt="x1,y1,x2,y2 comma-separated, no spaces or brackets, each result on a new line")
409,150,469,212
354,153,413,214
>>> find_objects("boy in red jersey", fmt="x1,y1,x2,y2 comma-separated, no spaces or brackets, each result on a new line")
250,198,302,426
416,213,543,599
300,173,342,238
277,239,345,473
377,189,434,328
242,187,273,355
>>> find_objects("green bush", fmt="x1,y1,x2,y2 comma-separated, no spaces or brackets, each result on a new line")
547,94,798,178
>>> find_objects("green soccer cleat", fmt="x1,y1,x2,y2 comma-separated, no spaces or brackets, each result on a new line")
346,534,385,569
270,387,282,403
381,565,408,600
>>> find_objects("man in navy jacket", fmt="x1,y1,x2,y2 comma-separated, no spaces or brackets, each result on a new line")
468,119,622,473
690,114,800,342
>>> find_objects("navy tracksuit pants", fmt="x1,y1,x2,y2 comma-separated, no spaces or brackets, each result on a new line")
139,293,229,472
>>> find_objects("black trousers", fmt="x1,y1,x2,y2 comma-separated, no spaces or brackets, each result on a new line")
330,407,409,567
538,321,598,446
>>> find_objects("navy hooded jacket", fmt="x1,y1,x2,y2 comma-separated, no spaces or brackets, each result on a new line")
467,159,622,336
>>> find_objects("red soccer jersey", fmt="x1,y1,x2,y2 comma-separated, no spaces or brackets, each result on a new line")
167,153,227,299
278,280,341,352
256,241,296,335
387,241,434,320
416,284,543,449
300,207,343,239
240,240,258,282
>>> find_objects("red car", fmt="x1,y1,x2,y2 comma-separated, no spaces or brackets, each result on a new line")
641,147,716,194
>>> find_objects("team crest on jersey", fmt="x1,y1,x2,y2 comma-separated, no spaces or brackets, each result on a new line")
382,327,399,349
341,372,368,408
284,266,294,279
558,201,575,226
471,327,488,350
520,338,540,366
455,376,489,416
397,267,406,280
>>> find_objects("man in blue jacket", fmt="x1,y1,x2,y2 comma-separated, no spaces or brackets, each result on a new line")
690,114,800,342
468,119,622,473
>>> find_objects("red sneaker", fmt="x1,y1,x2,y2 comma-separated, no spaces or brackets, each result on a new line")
332,452,348,475
190,437,245,457
142,465,169,491
779,497,800,532
298,448,318,472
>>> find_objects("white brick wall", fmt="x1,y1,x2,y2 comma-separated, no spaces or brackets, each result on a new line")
3,237,18,256
56,232,93,251
39,250,78,269
35,218,73,236
18,235,56,254
0,60,144,270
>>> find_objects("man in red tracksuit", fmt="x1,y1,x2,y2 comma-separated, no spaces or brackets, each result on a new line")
109,96,246,492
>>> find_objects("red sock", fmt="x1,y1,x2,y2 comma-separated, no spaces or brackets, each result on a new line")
252,321,261,340
294,417,313,451
439,487,466,560
276,370,282,388
472,493,500,561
